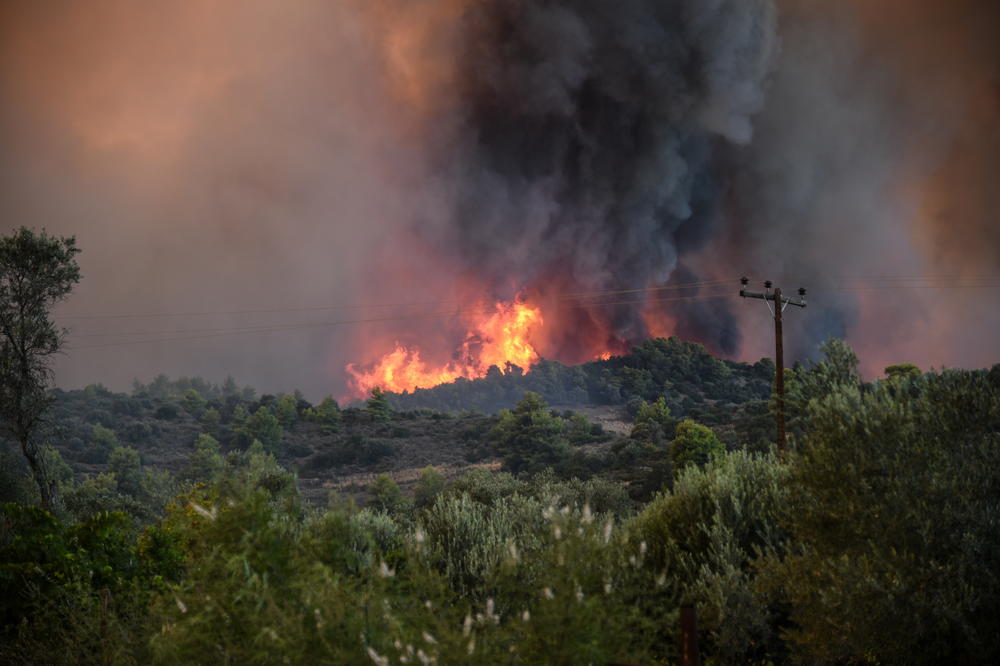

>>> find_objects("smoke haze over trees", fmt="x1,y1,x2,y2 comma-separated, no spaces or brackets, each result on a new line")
1,0,998,396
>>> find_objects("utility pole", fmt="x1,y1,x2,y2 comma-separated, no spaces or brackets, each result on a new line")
739,278,806,452
680,604,700,666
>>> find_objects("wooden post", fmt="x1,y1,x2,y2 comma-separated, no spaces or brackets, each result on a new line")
680,604,700,666
774,287,785,452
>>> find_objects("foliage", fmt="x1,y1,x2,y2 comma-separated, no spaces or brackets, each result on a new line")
366,387,392,422
763,368,1000,664
199,406,221,436
564,411,605,445
107,446,143,497
84,423,119,463
632,451,790,661
630,396,674,444
307,395,342,434
413,466,446,510
784,337,861,442
367,473,409,515
490,393,570,474
5,334,999,664
0,502,183,664
183,433,223,482
388,337,772,414
236,406,283,453
0,227,81,510
180,389,206,417
671,419,724,470
884,361,921,380
275,394,299,428
308,434,397,469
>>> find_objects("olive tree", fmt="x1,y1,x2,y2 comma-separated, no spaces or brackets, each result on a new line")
0,227,80,510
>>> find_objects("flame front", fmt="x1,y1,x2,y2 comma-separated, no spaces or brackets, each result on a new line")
346,300,543,397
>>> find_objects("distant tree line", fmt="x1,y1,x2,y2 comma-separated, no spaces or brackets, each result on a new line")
386,336,775,415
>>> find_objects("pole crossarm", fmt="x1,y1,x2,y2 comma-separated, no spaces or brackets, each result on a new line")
739,290,807,308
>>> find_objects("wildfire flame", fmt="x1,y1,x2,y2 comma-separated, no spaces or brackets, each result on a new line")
346,300,543,397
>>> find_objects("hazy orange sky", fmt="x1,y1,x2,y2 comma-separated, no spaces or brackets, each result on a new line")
1,0,997,397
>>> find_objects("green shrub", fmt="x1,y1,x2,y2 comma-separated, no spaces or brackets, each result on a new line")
367,474,409,516
414,467,446,510
670,419,724,470
631,451,789,662
764,369,1000,664
491,393,570,475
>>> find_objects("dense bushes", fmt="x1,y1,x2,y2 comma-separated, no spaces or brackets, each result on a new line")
766,368,1000,664
3,344,999,664
0,504,184,664
389,337,773,413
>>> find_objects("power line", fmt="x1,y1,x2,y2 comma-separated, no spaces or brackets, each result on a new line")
57,274,1000,323
64,291,736,351
69,288,734,340
60,274,1000,352
57,278,736,322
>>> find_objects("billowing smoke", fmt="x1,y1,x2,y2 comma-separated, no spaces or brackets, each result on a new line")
0,0,997,397
715,0,1000,370
416,0,777,356
373,0,1000,372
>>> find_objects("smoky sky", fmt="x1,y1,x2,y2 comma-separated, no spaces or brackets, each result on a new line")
0,0,997,399
428,0,775,355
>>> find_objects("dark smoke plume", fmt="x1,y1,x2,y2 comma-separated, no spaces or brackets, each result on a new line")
422,0,777,355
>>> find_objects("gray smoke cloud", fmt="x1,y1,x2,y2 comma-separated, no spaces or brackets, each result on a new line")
411,0,1000,372
715,0,1000,371
420,0,778,355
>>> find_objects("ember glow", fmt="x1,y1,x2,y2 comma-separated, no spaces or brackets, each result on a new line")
346,299,543,397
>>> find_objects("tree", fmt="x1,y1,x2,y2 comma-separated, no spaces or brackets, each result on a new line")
91,423,118,450
222,375,239,397
184,433,224,482
633,451,790,662
181,388,207,416
366,387,391,422
784,338,861,442
108,445,143,498
313,395,342,434
413,466,446,509
767,369,1000,663
0,227,81,509
275,394,298,429
671,419,724,470
200,407,222,437
231,404,249,427
368,473,407,514
630,397,673,444
884,362,921,381
236,406,283,453
490,392,569,474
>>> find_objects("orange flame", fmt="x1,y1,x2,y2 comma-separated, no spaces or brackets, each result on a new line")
346,300,543,397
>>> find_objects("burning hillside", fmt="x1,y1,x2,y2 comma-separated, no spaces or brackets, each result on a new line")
343,285,647,398
339,0,776,397
346,298,544,396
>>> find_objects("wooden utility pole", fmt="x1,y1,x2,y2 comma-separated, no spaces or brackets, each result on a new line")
680,604,700,666
774,287,784,449
739,278,806,452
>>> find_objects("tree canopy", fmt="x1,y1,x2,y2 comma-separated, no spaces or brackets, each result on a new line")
0,227,81,509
